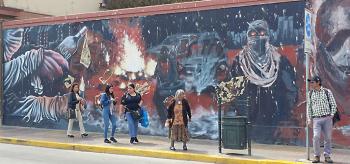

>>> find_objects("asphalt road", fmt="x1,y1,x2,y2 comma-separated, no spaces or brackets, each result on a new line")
0,143,208,164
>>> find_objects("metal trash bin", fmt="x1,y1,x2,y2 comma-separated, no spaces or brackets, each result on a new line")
222,116,247,149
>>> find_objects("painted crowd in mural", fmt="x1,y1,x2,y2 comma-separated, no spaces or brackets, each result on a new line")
2,1,349,146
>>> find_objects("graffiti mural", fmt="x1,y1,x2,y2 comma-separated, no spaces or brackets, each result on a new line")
2,1,318,145
309,0,350,146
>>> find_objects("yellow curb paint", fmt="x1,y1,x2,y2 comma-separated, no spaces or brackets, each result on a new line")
0,137,304,164
0,137,74,150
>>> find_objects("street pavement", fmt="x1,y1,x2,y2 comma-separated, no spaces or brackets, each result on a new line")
0,143,208,164
0,126,349,163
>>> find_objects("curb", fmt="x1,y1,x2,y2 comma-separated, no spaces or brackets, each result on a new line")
0,137,303,164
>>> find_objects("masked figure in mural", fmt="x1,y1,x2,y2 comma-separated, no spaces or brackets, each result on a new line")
153,46,185,124
314,0,350,116
3,26,88,123
230,20,298,143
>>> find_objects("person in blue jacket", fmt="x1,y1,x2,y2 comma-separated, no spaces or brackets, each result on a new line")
100,85,118,143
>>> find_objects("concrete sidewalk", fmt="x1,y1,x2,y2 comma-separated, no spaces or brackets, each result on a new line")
0,126,349,164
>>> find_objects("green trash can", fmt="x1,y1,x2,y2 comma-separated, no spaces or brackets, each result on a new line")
222,116,247,149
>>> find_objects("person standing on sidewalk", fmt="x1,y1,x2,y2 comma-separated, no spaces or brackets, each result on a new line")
100,85,118,143
307,76,336,163
121,83,142,144
166,89,191,151
67,83,88,138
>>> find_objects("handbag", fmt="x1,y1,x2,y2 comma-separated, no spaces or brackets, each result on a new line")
130,109,142,120
67,108,76,119
139,107,149,128
125,106,141,120
333,110,341,123
324,90,341,124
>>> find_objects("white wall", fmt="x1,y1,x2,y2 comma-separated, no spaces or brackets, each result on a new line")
4,0,103,16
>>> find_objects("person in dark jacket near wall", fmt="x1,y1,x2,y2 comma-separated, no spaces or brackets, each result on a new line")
166,89,191,151
67,83,88,138
120,83,143,144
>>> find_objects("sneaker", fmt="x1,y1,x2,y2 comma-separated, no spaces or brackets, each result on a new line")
325,157,333,163
110,137,117,143
130,137,135,144
183,145,188,151
134,137,139,143
312,156,320,163
169,146,176,151
81,133,88,138
67,135,74,138
104,139,111,143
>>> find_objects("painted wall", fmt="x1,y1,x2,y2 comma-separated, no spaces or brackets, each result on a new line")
3,1,338,146
308,0,350,147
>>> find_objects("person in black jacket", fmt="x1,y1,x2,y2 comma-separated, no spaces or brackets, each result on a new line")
120,83,142,144
67,83,88,138
166,89,191,151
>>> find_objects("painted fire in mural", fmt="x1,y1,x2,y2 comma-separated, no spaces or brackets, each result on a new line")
6,1,348,146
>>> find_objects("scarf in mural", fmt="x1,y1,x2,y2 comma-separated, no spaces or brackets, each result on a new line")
239,45,280,87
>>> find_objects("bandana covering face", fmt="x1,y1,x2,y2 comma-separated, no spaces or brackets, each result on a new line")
239,20,280,87
247,20,269,56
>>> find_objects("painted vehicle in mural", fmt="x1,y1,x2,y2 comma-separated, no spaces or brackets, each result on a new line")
148,31,226,88
147,32,224,57
179,32,227,93
149,31,227,124
147,33,198,58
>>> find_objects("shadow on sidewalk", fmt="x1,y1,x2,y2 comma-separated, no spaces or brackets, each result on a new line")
129,142,158,147
226,153,246,156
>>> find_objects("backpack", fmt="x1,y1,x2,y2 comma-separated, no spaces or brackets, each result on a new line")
324,90,341,124
310,89,341,124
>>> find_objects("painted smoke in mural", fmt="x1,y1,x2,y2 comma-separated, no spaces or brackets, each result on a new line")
2,1,315,144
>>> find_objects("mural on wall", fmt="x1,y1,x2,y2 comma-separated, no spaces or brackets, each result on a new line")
309,0,350,146
2,1,318,145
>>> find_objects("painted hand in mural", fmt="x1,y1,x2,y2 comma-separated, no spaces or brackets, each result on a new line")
38,50,69,80
3,28,24,62
11,95,68,123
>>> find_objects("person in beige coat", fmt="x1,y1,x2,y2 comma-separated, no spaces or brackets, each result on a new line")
67,83,88,138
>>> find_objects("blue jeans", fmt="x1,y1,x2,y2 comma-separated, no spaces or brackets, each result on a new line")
126,112,138,137
103,108,117,139
313,116,333,157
